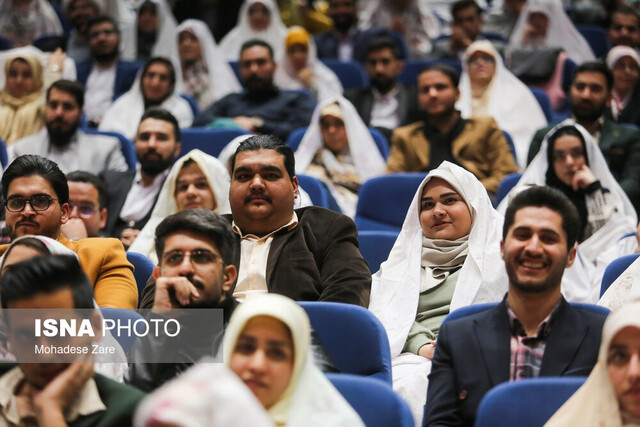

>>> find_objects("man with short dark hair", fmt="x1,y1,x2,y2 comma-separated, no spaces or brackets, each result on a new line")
0,255,145,426
527,62,640,212
608,7,640,48
387,65,517,194
63,171,108,239
8,79,128,174
315,0,366,60
193,39,315,141
424,186,606,426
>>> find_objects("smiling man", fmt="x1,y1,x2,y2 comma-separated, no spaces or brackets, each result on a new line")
424,186,606,427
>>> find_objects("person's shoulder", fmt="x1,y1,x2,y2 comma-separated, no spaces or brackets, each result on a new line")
296,206,354,227
393,120,425,138
74,237,126,252
603,118,640,140
79,131,120,147
12,128,47,147
564,302,608,327
534,122,557,138
92,373,145,413
466,116,502,131
280,89,313,102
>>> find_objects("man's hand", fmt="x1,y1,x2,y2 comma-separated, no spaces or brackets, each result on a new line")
153,276,200,313
47,48,66,73
120,228,140,250
298,67,315,88
450,24,472,50
571,164,597,191
418,341,437,359
233,116,263,133
61,218,88,241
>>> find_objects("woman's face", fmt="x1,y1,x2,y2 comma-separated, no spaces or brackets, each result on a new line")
552,134,586,187
178,31,202,64
467,51,496,88
1,244,44,275
175,162,217,211
419,178,472,240
141,62,172,103
248,2,271,32
527,12,549,38
607,326,640,418
6,59,35,98
229,315,295,409
320,114,349,154
613,56,640,95
287,44,309,71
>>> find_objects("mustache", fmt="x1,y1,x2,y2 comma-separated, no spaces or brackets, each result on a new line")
244,193,272,203
185,275,205,291
17,218,39,227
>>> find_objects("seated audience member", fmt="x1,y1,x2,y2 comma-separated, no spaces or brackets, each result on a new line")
606,46,640,126
528,62,640,213
358,0,441,59
0,255,144,425
345,36,421,141
457,40,547,169
101,107,181,248
193,40,315,142
506,0,595,64
425,186,607,426
219,0,288,61
76,15,141,128
174,19,242,111
127,209,239,392
63,171,109,240
369,161,507,424
99,57,193,140
482,0,525,40
546,302,640,426
274,26,343,103
135,0,177,63
599,254,640,310
0,0,62,47
8,79,128,174
1,154,138,309
314,0,366,61
294,97,386,217
607,7,640,49
64,0,100,62
128,149,231,261
276,0,333,33
386,65,518,195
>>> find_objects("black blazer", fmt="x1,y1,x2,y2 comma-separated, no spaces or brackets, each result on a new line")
424,297,606,427
344,83,421,130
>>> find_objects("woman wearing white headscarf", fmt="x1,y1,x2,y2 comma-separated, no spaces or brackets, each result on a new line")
545,301,640,426
369,161,508,425
507,0,595,64
174,19,242,111
458,40,547,169
294,96,385,218
0,0,63,47
606,46,640,126
134,0,178,62
219,0,288,61
128,149,231,262
274,26,343,103
599,256,640,311
224,293,364,427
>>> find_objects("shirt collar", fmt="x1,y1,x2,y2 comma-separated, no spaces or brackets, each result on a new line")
506,299,562,339
372,85,399,100
232,212,299,241
134,164,170,187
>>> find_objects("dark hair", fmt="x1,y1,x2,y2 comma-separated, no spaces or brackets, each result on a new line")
1,238,49,270
141,57,176,92
46,79,85,109
545,125,589,171
66,171,107,209
155,209,237,266
452,0,482,17
503,186,580,249
419,64,460,88
138,107,181,142
86,15,119,34
230,135,295,182
2,155,69,204
609,7,640,28
240,39,274,60
1,255,94,313
574,61,614,91
365,36,403,60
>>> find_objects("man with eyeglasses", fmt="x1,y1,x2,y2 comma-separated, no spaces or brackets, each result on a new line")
608,7,640,49
61,171,108,239
0,154,138,310
76,15,141,128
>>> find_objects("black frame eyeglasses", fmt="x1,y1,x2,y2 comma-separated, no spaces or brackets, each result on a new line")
5,195,58,212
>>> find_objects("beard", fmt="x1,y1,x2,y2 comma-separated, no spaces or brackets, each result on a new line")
138,150,174,176
47,119,79,148
332,14,356,32
571,100,606,123
93,47,119,64
243,74,276,97
371,75,396,94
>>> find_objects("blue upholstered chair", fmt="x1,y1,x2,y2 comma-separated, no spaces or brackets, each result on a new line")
83,129,136,171
398,59,462,86
99,307,145,353
529,86,554,123
358,230,399,273
179,128,251,158
320,59,369,90
493,172,522,207
600,253,640,297
296,174,341,212
286,126,390,159
126,252,155,305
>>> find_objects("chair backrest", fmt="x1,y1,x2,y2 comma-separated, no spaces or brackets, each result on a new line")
502,130,517,165
529,86,554,123
32,35,67,52
475,376,586,427
0,135,8,169
0,35,13,51
358,230,399,273
398,59,462,86
577,25,610,58
179,128,251,158
355,173,426,232
320,59,369,90
126,252,156,304
299,302,392,384
296,174,341,211
327,373,414,427
179,93,200,116
286,127,390,159
601,253,640,297
83,129,136,171
99,307,145,353
493,172,522,207
561,57,577,94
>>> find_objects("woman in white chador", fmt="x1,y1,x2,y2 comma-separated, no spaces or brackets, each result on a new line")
0,0,63,47
174,19,241,111
294,97,386,218
134,0,178,62
457,40,547,169
128,149,231,262
219,0,288,61
369,161,508,425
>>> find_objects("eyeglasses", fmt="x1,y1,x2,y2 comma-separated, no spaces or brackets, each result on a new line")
162,249,220,267
468,55,495,66
69,202,97,218
5,195,58,212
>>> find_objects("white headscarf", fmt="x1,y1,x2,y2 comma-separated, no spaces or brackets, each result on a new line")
128,149,231,262
507,0,595,64
458,40,547,169
546,301,640,427
98,60,194,140
134,0,178,60
599,256,640,311
219,0,288,61
0,46,77,89
274,27,343,103
223,293,365,427
0,0,63,46
174,19,242,109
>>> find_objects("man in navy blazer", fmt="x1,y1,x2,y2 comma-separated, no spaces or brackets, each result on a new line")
424,186,607,426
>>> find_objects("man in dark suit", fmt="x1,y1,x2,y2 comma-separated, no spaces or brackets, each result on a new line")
345,36,420,141
424,186,607,426
101,108,181,249
314,0,365,61
527,61,640,213
75,15,141,127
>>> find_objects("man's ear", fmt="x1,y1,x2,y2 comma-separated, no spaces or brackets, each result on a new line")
99,208,108,230
60,202,70,225
500,240,505,260
565,244,577,268
222,265,237,294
